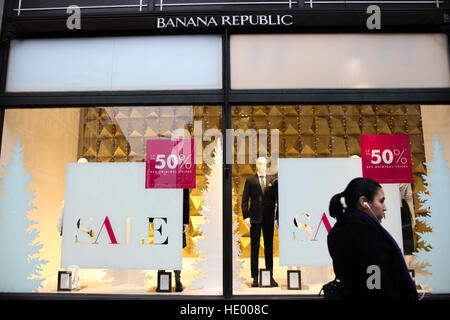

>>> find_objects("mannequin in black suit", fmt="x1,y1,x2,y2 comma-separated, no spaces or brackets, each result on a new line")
241,157,278,287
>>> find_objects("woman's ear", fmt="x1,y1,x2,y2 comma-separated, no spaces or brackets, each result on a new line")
358,196,368,209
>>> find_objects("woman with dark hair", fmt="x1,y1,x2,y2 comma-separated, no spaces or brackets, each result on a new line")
327,177,418,300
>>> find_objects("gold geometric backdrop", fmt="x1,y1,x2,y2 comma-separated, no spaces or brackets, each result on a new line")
231,105,427,258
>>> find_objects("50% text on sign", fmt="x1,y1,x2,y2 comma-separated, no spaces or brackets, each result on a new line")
146,139,196,189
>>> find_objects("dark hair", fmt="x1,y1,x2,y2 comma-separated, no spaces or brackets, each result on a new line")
329,177,382,218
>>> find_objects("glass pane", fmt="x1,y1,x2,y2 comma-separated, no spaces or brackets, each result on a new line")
7,35,222,92
232,104,450,295
231,34,450,89
0,106,222,295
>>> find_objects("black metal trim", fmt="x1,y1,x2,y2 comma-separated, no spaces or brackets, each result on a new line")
222,28,233,299
229,88,450,104
0,90,225,107
0,292,449,300
1,88,449,107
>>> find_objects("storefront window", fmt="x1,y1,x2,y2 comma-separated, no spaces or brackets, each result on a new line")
230,34,450,89
231,104,450,295
0,106,223,295
7,35,222,92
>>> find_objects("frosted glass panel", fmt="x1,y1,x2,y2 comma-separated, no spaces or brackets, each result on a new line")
231,34,450,89
6,35,222,92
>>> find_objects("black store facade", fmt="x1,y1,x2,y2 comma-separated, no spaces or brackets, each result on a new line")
0,0,449,300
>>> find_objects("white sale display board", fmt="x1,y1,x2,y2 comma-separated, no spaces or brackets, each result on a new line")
61,162,183,270
279,158,403,266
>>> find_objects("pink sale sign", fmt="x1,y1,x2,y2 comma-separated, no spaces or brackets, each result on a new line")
145,139,196,189
361,134,413,184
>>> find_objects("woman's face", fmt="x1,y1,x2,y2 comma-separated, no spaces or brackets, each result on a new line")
368,188,387,222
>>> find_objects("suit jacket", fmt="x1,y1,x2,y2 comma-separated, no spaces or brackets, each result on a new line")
273,178,279,222
327,209,418,300
241,174,276,224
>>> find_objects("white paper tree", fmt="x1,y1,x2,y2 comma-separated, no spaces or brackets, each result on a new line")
415,132,450,293
190,139,223,292
232,190,246,291
0,136,48,292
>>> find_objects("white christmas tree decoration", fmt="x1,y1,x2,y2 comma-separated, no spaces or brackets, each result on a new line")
414,132,450,293
232,190,246,291
0,136,48,292
102,269,153,288
190,139,223,293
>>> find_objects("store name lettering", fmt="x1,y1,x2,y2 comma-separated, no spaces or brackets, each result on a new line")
156,14,293,29
75,216,169,245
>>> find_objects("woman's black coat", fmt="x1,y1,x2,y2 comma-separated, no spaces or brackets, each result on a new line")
327,209,417,300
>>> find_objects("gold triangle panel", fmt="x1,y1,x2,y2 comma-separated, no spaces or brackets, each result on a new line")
407,116,422,134
98,139,113,157
268,106,283,116
190,196,204,210
282,105,299,117
376,116,392,134
392,105,406,115
114,109,129,119
268,116,283,130
413,175,426,194
300,136,316,156
345,105,360,117
300,116,315,135
317,136,331,155
284,136,300,155
392,117,407,134
253,106,267,117
159,118,175,134
315,117,330,135
360,105,375,115
100,125,114,138
375,105,391,115
345,117,361,135
361,117,376,134
113,146,127,157
86,108,100,120
175,106,191,117
406,105,421,115
331,136,348,156
83,146,97,158
144,127,158,137
409,135,424,153
315,105,329,116
283,123,299,136
330,106,345,117
99,109,113,122
330,116,345,135
253,118,267,130
160,107,175,117
299,105,314,116
130,108,144,119
347,136,361,156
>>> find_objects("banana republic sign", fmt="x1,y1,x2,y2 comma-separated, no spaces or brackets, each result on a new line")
156,14,293,29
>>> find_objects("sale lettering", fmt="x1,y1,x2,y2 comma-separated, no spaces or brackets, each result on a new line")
75,216,169,245
293,212,332,242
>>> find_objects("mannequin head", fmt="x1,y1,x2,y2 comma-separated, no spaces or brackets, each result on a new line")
256,157,267,176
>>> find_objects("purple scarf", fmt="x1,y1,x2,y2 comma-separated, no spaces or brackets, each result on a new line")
350,209,419,300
